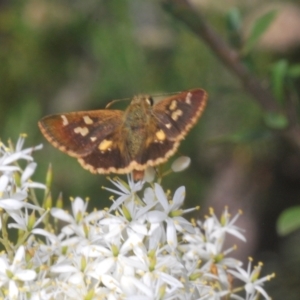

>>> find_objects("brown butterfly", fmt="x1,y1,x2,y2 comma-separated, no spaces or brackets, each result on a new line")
38,89,208,179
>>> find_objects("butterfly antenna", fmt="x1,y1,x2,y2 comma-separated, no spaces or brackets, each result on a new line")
105,97,131,109
148,90,182,99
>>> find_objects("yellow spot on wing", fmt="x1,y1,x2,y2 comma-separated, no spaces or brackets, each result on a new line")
83,116,93,124
171,109,183,121
90,137,97,142
156,129,166,141
185,92,192,104
169,100,177,111
74,127,89,136
61,115,69,126
99,139,113,152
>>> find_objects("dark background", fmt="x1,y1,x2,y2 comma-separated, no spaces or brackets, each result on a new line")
1,1,300,298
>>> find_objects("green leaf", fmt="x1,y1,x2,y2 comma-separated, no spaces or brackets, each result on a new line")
242,10,277,55
277,206,300,236
264,112,288,129
226,8,242,48
226,8,242,32
270,59,288,105
288,64,300,78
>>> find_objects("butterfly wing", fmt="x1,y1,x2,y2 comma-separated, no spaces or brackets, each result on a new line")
137,89,208,165
137,123,177,166
39,89,208,175
39,110,134,173
152,89,208,140
76,128,133,174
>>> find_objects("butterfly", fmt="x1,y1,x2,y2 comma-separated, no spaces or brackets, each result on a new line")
38,88,208,179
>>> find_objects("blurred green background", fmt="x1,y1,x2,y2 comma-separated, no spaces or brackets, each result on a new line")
2,0,300,299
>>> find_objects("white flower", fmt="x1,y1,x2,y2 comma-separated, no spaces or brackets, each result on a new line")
0,135,45,200
0,190,27,209
30,229,79,265
103,174,144,211
146,184,195,247
8,207,47,231
228,258,275,300
0,136,274,299
0,135,42,167
208,207,246,242
86,234,137,280
51,197,104,237
21,162,46,189
0,246,36,299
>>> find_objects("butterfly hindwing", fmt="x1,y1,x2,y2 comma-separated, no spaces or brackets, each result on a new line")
77,129,132,174
136,117,178,166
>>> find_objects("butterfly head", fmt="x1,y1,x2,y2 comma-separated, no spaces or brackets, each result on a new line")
131,95,154,107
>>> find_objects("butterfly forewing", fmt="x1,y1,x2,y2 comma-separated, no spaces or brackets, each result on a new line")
38,110,123,158
152,89,207,140
136,89,207,166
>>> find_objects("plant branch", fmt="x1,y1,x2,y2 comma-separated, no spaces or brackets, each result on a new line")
162,0,278,111
162,0,300,149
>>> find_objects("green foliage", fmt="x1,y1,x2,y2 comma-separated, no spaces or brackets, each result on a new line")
287,64,300,78
270,59,289,105
242,10,277,55
277,206,300,236
270,59,300,107
264,111,288,129
226,8,242,48
226,8,242,32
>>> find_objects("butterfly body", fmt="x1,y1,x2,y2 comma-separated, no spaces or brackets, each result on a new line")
38,89,208,175
122,95,153,159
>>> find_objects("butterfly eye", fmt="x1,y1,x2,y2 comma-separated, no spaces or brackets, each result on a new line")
146,97,154,106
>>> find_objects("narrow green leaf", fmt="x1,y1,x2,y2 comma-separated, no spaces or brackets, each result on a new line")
226,8,242,32
242,10,277,55
277,206,300,236
270,59,288,105
226,8,242,48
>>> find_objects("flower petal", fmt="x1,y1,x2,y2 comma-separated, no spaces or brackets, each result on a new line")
0,199,27,210
0,175,9,192
21,162,37,183
51,208,74,223
15,270,36,281
154,184,168,211
171,156,191,172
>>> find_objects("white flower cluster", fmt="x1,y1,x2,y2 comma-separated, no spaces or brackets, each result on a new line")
0,136,274,300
